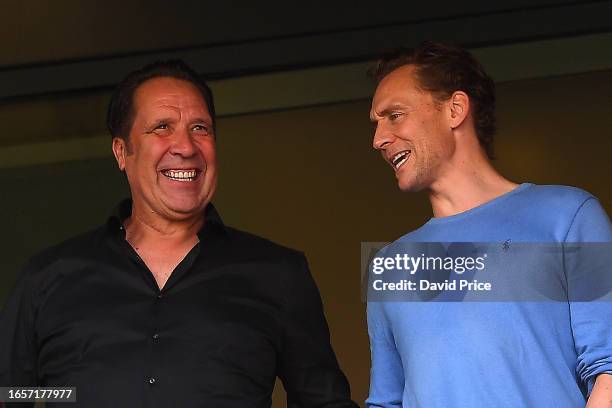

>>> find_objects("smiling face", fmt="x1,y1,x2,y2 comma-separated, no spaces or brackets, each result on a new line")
112,76,217,223
370,64,455,192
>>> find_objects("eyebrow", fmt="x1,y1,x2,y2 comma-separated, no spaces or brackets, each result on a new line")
370,103,407,122
190,117,212,124
146,117,176,127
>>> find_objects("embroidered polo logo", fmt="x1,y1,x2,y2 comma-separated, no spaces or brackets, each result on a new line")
502,239,511,252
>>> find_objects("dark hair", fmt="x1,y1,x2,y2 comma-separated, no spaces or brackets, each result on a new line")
370,41,496,159
107,60,215,139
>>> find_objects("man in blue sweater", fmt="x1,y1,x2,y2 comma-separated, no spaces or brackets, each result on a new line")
366,41,612,407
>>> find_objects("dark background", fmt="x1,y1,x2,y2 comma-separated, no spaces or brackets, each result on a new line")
1,1,611,405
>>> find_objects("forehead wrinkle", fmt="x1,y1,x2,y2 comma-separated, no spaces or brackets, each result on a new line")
148,88,199,108
156,104,181,114
135,81,211,125
159,97,210,119
370,95,386,121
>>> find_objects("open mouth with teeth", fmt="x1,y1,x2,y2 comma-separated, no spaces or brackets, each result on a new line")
391,150,411,170
161,169,199,182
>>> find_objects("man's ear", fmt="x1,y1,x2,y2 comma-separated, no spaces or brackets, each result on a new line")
112,137,127,171
449,91,470,129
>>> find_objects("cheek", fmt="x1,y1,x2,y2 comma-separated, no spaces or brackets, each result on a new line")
204,146,217,162
133,140,163,164
394,123,413,143
198,140,217,162
435,125,455,153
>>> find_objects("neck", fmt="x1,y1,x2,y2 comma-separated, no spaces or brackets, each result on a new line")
427,145,518,218
124,205,204,248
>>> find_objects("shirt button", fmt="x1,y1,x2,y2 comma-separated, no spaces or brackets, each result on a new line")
152,333,160,340
157,293,163,299
148,377,156,385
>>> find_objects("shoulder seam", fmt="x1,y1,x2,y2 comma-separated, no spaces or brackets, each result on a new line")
562,196,596,243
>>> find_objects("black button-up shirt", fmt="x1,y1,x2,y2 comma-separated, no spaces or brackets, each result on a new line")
0,201,357,407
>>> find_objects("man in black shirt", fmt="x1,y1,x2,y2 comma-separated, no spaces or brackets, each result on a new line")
0,61,357,407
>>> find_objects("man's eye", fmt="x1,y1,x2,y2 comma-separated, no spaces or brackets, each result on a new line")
192,124,210,133
154,123,168,130
389,113,402,121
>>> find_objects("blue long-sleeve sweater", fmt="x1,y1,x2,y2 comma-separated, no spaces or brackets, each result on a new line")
367,183,612,407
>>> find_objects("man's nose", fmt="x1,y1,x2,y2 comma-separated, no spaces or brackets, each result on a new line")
170,128,197,157
372,123,393,151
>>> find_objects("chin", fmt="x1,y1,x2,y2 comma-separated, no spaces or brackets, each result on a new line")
398,184,420,193
397,177,426,193
397,176,414,192
165,199,208,218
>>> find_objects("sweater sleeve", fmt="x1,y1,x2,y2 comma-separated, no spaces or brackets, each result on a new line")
564,197,612,395
366,301,404,407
